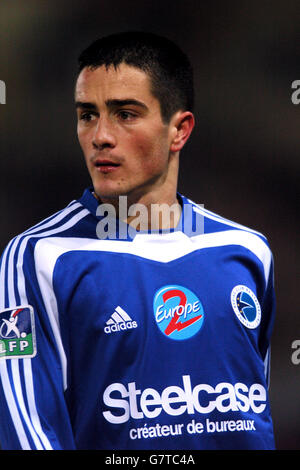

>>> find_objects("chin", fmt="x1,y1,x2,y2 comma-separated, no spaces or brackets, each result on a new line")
93,185,128,201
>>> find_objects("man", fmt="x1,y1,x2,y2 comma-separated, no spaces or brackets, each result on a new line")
0,32,276,450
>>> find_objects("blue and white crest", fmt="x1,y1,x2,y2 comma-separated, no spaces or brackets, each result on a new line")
231,285,261,329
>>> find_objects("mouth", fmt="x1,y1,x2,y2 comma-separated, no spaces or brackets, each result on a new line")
93,159,121,174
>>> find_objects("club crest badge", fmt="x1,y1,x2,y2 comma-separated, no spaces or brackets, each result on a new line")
231,285,261,329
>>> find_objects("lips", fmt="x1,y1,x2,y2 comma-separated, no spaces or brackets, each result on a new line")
93,158,121,173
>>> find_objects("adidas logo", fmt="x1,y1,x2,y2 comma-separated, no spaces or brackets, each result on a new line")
104,306,138,334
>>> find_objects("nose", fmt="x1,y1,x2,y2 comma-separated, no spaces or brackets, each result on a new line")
92,116,116,150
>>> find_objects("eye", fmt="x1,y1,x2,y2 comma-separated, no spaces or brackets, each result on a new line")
117,110,137,121
79,112,97,122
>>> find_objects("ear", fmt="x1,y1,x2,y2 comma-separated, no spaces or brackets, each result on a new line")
169,111,195,153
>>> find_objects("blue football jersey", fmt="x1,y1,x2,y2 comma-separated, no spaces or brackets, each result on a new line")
0,189,276,450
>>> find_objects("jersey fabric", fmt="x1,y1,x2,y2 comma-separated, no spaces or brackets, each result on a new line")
0,188,276,450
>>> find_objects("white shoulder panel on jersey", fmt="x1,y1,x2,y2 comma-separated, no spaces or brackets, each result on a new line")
34,228,272,293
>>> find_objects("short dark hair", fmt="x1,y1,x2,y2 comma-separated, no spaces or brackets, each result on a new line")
77,31,194,123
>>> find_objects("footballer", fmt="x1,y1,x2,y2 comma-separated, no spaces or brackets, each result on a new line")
0,32,276,450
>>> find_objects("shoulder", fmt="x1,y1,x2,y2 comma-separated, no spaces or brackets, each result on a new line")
183,195,267,239
182,195,274,282
1,198,90,266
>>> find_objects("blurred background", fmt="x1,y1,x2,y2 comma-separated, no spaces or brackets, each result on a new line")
0,0,299,450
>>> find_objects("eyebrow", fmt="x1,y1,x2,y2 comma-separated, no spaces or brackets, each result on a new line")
75,101,97,110
75,99,148,111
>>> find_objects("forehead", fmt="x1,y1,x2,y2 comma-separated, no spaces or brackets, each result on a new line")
75,63,155,103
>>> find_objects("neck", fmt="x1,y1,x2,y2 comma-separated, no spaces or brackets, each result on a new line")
94,189,181,232
94,154,181,231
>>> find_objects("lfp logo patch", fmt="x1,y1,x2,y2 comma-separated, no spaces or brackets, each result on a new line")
231,285,261,329
0,306,36,359
153,285,204,340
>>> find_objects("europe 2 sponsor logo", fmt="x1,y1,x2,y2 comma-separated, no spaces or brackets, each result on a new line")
153,285,204,340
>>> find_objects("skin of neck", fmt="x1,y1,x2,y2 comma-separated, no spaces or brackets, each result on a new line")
93,151,181,231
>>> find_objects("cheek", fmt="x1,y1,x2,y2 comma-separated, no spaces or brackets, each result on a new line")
126,130,169,170
77,125,94,150
77,128,87,152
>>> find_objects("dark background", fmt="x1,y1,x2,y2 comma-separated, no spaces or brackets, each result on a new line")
0,0,299,450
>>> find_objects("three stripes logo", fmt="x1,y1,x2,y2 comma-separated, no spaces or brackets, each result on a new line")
104,306,138,334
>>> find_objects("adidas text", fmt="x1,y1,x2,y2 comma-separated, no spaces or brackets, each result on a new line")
104,320,138,334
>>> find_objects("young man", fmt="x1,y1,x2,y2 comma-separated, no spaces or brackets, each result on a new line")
0,32,276,450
